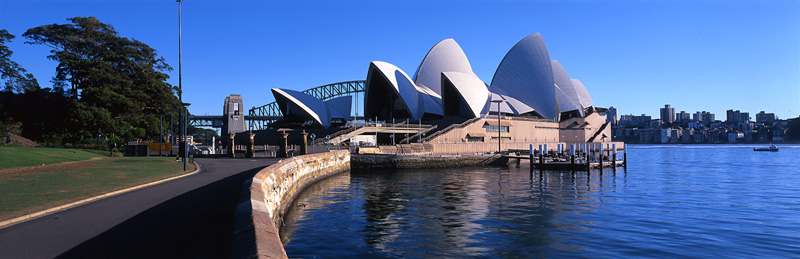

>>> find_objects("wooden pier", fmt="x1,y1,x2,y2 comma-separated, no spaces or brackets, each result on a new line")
504,143,627,172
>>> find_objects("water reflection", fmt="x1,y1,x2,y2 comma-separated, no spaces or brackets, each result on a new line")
281,165,626,258
282,147,800,258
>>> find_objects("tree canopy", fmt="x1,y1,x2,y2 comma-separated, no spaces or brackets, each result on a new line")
0,29,39,93
6,17,183,143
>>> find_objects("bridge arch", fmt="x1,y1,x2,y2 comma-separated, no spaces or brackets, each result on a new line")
248,80,365,130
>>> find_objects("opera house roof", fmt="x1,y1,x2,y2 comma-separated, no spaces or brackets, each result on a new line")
271,88,352,128
276,33,597,127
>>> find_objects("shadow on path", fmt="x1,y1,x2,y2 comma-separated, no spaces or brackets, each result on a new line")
58,166,265,258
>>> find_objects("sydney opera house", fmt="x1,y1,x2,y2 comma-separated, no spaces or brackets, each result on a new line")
268,33,612,154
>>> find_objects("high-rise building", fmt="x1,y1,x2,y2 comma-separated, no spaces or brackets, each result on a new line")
677,111,690,122
726,109,750,124
703,112,715,123
740,112,750,123
607,106,618,125
756,111,776,123
660,104,675,124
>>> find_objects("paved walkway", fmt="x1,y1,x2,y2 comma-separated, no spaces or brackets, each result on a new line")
0,157,280,258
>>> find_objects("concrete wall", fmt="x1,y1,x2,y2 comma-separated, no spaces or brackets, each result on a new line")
351,154,506,169
232,150,350,259
426,114,613,154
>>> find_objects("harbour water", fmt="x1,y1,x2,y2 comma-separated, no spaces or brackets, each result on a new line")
280,145,800,258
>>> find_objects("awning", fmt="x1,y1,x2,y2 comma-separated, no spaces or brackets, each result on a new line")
467,133,485,137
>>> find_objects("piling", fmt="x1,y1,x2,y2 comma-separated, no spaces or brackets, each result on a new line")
529,144,534,168
538,145,544,172
599,144,603,173
585,150,590,172
624,144,628,170
570,144,575,165
612,144,617,170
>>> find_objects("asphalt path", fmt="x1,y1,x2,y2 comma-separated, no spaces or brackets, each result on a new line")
0,157,280,259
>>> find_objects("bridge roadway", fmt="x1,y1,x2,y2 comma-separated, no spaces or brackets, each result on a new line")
0,158,280,258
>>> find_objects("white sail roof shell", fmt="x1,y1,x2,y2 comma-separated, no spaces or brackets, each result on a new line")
571,79,594,108
367,61,422,121
271,88,329,127
414,39,475,97
552,60,584,117
325,95,353,120
441,72,490,118
490,33,559,121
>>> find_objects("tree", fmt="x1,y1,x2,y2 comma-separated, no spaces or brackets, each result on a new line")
0,29,39,93
787,116,800,143
23,17,181,142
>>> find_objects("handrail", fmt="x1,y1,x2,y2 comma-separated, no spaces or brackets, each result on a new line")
587,121,610,142
423,117,481,142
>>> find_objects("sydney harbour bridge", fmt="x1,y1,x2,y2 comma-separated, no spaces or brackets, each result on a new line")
188,80,365,131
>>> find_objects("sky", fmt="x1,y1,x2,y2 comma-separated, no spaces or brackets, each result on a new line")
1,0,798,121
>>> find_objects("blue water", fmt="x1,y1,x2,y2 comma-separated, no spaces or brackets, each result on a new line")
280,145,800,258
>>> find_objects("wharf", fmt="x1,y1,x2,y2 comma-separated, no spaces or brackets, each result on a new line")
504,155,625,171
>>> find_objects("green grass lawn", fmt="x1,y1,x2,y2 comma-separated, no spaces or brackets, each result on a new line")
0,146,106,170
0,156,196,221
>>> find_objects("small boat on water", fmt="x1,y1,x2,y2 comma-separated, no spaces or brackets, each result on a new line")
754,144,780,152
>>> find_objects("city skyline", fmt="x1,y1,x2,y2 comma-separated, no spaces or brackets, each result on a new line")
612,103,784,123
1,0,798,120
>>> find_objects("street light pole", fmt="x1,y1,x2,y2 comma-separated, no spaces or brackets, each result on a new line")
491,100,507,154
177,0,185,169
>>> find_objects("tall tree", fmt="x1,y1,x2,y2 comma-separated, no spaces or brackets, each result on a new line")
0,29,39,93
23,17,181,142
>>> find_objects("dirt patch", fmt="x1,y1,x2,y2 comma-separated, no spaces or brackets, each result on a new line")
5,133,38,147
0,157,106,182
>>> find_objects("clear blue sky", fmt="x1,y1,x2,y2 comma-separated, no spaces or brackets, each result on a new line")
2,0,798,120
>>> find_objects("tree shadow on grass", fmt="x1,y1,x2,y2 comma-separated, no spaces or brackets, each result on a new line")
57,166,265,259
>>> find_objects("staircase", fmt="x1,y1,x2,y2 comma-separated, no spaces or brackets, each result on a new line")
423,117,481,142
587,122,610,142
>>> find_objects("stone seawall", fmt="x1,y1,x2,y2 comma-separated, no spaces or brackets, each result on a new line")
232,150,350,259
351,154,506,169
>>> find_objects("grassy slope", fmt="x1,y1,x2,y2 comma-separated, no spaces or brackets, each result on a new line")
0,147,105,170
0,156,196,221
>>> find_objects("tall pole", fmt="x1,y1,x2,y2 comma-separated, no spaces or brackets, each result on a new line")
491,100,507,154
177,0,185,170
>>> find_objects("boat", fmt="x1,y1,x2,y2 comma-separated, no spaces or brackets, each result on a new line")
754,143,780,152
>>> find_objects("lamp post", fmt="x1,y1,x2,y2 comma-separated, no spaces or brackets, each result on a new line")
177,0,184,168
491,99,507,154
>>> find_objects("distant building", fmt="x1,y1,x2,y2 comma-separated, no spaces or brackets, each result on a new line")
693,130,706,143
660,128,671,143
651,119,663,129
682,128,694,143
756,111,776,123
607,106,618,125
726,109,749,124
693,111,715,123
619,114,651,128
661,104,675,124
702,111,715,123
677,111,690,122
728,131,744,143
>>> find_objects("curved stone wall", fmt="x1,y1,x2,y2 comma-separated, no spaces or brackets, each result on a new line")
232,150,350,259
